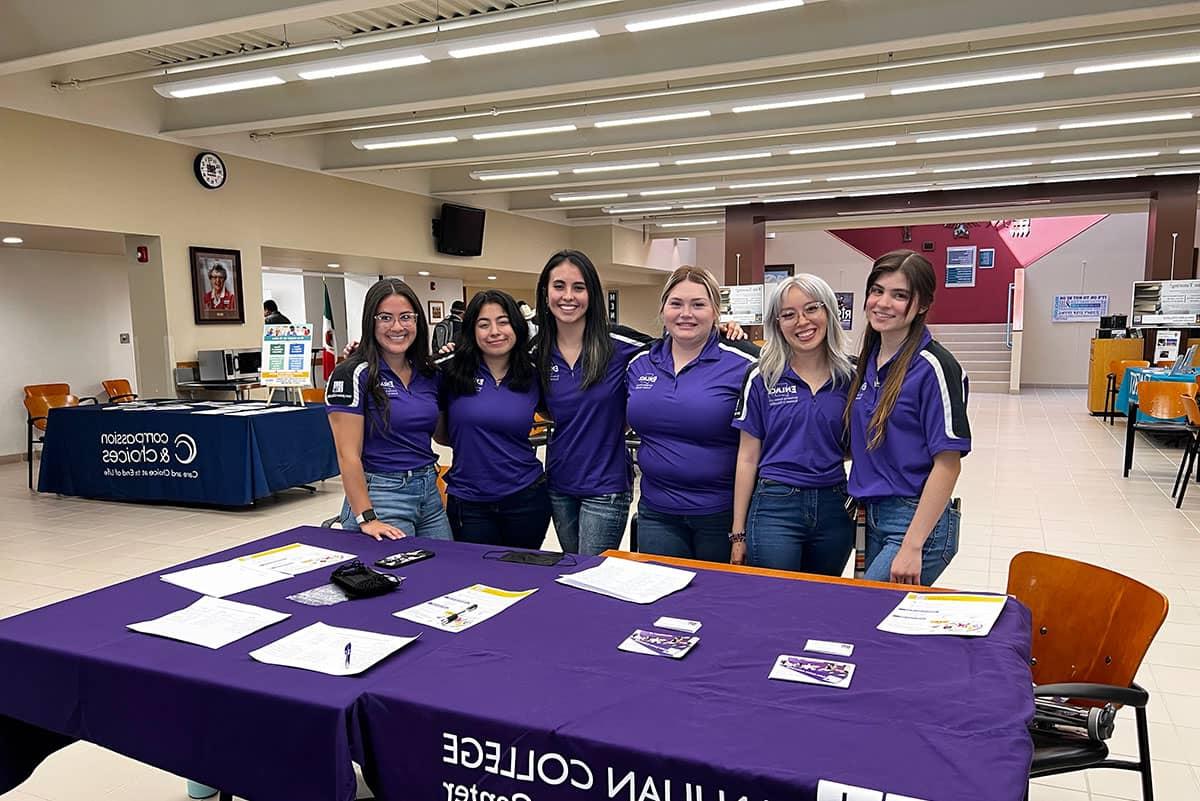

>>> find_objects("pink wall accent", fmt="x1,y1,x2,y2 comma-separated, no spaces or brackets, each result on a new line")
831,216,1106,323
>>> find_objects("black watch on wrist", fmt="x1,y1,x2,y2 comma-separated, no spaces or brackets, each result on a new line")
355,508,378,525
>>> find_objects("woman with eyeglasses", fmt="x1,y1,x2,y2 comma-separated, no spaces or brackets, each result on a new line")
325,278,451,541
730,275,855,575
438,290,550,548
846,250,970,585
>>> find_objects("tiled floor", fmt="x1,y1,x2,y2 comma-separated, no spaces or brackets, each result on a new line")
3,387,1200,800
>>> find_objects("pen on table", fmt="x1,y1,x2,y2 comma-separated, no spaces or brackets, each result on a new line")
441,603,478,623
344,642,352,669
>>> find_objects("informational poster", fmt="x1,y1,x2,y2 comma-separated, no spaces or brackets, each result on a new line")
1131,280,1200,327
945,246,977,288
1051,294,1109,322
978,248,995,269
834,292,854,331
1155,330,1182,363
719,284,765,325
261,323,314,387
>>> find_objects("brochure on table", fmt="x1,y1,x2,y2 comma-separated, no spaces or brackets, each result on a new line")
128,596,290,649
394,584,537,632
877,592,1006,637
261,323,314,387
249,621,419,676
557,558,695,604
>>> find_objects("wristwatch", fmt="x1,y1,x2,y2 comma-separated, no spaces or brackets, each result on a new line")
728,531,746,543
355,508,378,525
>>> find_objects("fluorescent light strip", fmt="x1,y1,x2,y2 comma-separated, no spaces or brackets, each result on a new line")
681,199,753,208
890,71,1045,96
1074,52,1200,75
594,110,711,128
475,169,560,181
1182,148,1200,155
729,178,812,189
658,220,721,227
640,186,717,196
605,205,673,213
572,162,661,174
168,76,285,98
626,0,806,32
298,55,429,80
931,161,1034,174
448,28,599,59
1154,167,1200,175
937,180,1032,190
1049,151,1159,164
1043,173,1138,182
826,170,918,182
361,136,458,150
674,152,773,166
915,126,1038,143
763,194,836,203
1058,112,1194,130
732,92,865,114
473,124,577,140
845,187,926,197
552,192,630,202
788,140,896,155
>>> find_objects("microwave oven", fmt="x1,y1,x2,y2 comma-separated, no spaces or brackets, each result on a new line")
197,348,262,382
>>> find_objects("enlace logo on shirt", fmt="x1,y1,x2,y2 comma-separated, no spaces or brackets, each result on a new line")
474,377,485,393
767,383,799,405
550,364,560,382
856,381,867,400
634,374,658,390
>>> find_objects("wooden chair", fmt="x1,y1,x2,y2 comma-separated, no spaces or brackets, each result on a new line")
1007,552,1168,800
1123,380,1196,477
102,379,138,403
1172,394,1200,507
300,387,325,404
436,464,450,506
529,411,553,449
23,382,71,399
23,383,97,489
1105,360,1149,425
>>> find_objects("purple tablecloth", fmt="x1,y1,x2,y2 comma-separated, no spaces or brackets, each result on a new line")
0,527,1033,801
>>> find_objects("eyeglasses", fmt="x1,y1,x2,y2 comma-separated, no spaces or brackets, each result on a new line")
374,312,418,326
777,302,825,323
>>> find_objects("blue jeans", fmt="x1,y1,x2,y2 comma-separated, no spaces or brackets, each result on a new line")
339,464,452,540
550,490,632,555
748,481,854,576
447,475,551,550
636,502,732,563
863,496,960,585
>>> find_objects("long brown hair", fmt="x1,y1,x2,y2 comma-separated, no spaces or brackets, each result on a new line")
844,250,936,449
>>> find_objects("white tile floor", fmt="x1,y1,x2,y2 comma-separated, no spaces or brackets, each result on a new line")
3,388,1200,799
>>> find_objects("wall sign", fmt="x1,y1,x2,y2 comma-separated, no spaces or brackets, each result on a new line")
1051,294,1109,322
978,248,995,269
834,292,854,331
606,289,619,324
1131,279,1200,327
261,323,314,387
719,284,764,325
945,246,977,288
1155,329,1182,362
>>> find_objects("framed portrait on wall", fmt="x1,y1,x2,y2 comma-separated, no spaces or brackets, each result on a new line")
190,246,245,324
428,300,446,323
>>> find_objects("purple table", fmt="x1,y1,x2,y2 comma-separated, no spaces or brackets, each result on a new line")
0,528,1034,801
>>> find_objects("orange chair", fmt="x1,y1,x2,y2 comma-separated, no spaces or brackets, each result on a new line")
436,464,450,506
529,411,553,448
24,383,70,399
1123,380,1196,477
102,379,138,404
1172,394,1200,507
1104,360,1149,425
23,390,95,489
301,387,325,404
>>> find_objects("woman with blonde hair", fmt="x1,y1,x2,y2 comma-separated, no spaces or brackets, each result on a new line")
730,274,854,574
626,266,758,562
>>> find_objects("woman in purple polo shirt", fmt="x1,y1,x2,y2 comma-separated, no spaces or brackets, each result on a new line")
438,290,551,549
730,274,855,575
326,278,451,541
846,250,971,585
626,266,759,563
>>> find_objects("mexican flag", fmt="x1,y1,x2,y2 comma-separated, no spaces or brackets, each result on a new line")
322,282,336,381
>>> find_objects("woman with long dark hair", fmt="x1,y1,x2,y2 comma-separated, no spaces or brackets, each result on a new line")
845,250,971,585
439,289,550,548
325,278,450,541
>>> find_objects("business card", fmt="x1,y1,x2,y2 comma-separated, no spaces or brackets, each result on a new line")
769,654,855,689
804,639,854,657
619,629,700,659
654,616,702,633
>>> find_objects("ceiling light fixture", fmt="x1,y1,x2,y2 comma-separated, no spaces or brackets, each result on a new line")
658,220,721,227
167,75,286,98
605,205,673,213
762,194,837,203
572,161,661,174
1058,112,1194,130
2,236,23,245
552,191,631,202
594,110,712,128
298,54,430,80
625,0,806,33
473,124,577,140
931,161,1034,173
936,179,1032,190
448,28,599,59
327,262,340,268
474,169,561,181
674,152,773,166
1181,148,1200,155
890,70,1045,96
1073,52,1200,75
681,199,753,208
1049,151,1160,164
359,135,459,150
731,92,865,114
729,178,812,189
845,187,926,197
417,270,431,276
915,126,1038,143
1154,167,1200,175
788,140,896,155
487,276,498,280
825,169,919,182
639,186,717,196
1043,173,1138,182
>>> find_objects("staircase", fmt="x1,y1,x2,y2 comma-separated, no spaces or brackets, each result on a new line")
926,323,1012,394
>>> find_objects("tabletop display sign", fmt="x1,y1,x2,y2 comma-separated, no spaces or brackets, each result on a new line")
190,246,245,324
945,246,977,288
261,323,314,387
607,289,620,324
1131,279,1200,327
978,248,996,269
719,284,764,325
834,292,854,331
1051,294,1109,323
1154,329,1182,363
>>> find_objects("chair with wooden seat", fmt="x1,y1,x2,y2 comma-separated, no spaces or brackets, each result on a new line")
1171,394,1200,507
529,411,553,449
300,387,325,404
1105,360,1149,425
102,379,138,404
23,383,97,489
1007,551,1168,800
1123,380,1196,477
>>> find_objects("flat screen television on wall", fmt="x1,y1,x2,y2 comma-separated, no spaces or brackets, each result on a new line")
434,203,486,257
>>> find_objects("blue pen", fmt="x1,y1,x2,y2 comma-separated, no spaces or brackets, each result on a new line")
344,642,352,669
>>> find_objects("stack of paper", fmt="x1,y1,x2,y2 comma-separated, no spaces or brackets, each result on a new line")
161,560,291,597
877,592,1007,637
128,596,290,649
238,543,355,575
556,558,695,604
394,584,537,632
249,622,418,676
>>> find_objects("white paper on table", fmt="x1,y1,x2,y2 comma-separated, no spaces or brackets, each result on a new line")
393,584,537,632
160,559,290,597
238,542,355,575
877,592,1007,637
556,558,695,604
127,595,290,649
228,406,304,416
249,621,419,676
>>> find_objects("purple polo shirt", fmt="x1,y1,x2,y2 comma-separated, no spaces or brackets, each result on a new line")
441,363,543,502
733,364,850,488
325,359,439,474
544,331,649,496
848,330,971,502
626,331,758,514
